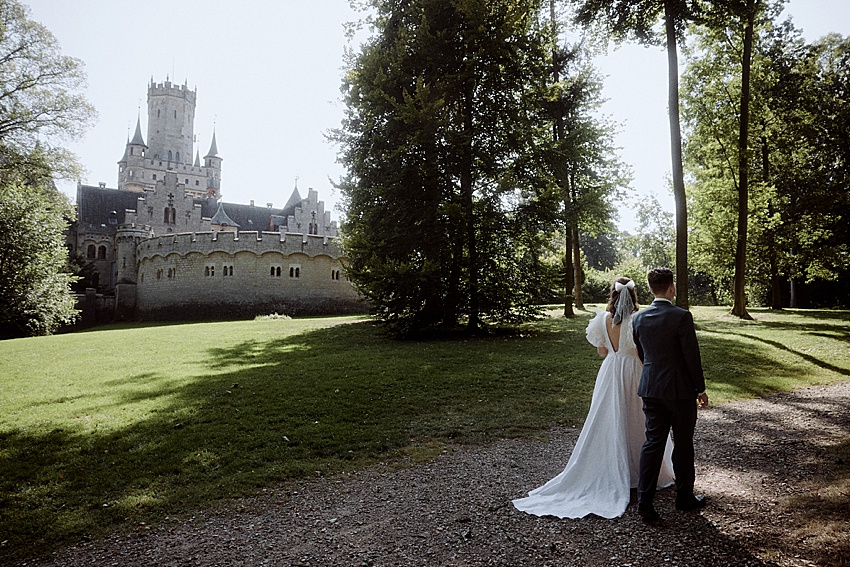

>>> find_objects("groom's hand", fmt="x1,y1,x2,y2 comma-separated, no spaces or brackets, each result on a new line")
697,392,709,409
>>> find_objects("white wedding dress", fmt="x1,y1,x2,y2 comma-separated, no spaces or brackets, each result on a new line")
513,309,675,519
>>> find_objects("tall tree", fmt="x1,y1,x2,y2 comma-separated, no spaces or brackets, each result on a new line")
335,0,553,335
0,153,78,337
538,3,626,316
573,0,702,308
0,0,95,180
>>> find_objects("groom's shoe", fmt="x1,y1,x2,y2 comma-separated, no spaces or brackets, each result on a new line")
675,494,707,511
637,502,661,522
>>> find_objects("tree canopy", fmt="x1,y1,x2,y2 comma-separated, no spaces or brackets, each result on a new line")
0,0,95,180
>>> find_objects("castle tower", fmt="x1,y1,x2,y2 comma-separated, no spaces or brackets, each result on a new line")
116,78,219,199
147,77,196,166
117,116,150,192
204,129,222,199
113,222,152,320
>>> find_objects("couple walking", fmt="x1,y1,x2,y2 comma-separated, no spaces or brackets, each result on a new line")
513,267,708,521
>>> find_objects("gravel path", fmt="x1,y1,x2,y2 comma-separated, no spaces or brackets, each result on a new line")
25,381,850,567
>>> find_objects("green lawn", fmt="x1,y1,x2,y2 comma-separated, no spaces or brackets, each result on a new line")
0,306,847,561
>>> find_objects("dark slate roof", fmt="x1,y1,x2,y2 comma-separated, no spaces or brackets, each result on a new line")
204,130,219,158
198,198,300,232
210,202,239,227
76,185,142,234
75,185,305,235
283,187,302,210
130,116,146,147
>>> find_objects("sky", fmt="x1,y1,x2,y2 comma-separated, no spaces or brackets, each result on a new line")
24,0,850,232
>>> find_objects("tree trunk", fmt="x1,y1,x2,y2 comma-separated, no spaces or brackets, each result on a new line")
664,0,689,310
572,226,584,310
461,83,480,332
563,223,575,318
731,1,754,320
789,277,798,308
762,135,782,310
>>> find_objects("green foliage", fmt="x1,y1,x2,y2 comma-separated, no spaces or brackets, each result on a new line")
682,12,849,307
0,309,848,561
0,0,95,180
0,178,78,337
335,0,560,335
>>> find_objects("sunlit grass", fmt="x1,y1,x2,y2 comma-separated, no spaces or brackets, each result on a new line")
0,306,847,561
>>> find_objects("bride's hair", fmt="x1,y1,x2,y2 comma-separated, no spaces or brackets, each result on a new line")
607,277,639,321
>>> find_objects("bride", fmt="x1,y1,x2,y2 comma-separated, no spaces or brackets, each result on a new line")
513,277,674,519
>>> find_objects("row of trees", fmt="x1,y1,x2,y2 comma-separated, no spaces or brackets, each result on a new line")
337,0,848,335
0,0,95,337
335,0,627,335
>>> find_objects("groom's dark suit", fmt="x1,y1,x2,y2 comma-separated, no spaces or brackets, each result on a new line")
632,299,705,507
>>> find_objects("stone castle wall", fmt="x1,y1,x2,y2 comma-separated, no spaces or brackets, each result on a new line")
134,230,363,319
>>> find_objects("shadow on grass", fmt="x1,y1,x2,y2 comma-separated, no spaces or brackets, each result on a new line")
0,319,601,562
1,313,846,563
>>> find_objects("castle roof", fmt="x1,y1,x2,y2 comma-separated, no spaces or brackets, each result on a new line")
130,116,147,147
76,185,141,234
204,130,219,159
118,137,129,164
284,186,302,210
194,150,200,167
210,201,239,228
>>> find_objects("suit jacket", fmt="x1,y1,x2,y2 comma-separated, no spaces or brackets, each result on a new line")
632,299,705,400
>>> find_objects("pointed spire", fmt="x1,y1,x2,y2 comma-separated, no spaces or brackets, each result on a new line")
194,150,200,167
204,129,219,158
130,114,146,147
118,134,129,164
284,184,302,210
210,202,238,228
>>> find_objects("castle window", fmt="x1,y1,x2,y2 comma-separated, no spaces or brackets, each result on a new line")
224,266,234,277
271,265,281,278
205,265,215,277
130,148,134,156
164,206,176,224
97,245,107,260
332,270,341,281
86,244,96,259
168,150,173,162
289,264,301,279
185,179,189,184
157,109,160,118
174,109,177,119
195,180,200,186
176,151,180,163
157,269,163,280
152,174,157,180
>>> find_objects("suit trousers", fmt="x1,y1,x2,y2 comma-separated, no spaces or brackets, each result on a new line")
637,397,698,504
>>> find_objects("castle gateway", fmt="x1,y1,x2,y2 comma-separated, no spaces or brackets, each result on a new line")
68,78,363,321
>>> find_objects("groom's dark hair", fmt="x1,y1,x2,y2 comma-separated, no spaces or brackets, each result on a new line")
647,267,674,295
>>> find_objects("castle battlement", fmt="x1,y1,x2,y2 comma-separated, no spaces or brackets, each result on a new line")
148,79,197,104
136,230,341,263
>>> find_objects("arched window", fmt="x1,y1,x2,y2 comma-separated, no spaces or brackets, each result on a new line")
97,245,107,260
276,266,281,277
270,266,275,277
174,109,177,119
295,267,300,278
168,150,173,162
86,244,96,259
176,151,180,163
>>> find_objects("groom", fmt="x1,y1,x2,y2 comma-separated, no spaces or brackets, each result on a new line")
632,267,709,522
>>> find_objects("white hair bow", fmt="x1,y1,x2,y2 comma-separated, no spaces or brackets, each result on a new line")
615,279,635,292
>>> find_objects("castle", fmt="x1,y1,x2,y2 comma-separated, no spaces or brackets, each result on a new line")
68,77,362,322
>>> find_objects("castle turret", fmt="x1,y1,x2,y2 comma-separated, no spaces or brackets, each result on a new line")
118,116,149,192
147,76,196,167
204,129,222,199
113,222,152,320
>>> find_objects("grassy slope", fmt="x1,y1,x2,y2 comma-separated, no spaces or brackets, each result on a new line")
0,306,847,560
